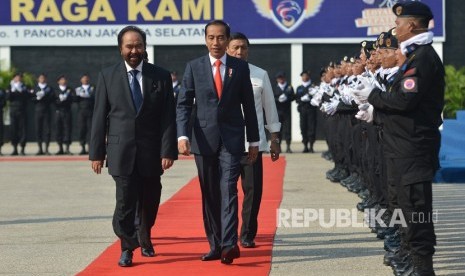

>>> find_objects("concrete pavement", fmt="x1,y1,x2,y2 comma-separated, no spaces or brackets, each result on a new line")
0,142,464,275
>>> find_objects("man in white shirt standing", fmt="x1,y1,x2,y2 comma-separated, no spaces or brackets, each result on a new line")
227,32,281,248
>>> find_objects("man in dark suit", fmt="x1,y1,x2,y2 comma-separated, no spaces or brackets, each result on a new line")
177,20,260,265
89,25,177,267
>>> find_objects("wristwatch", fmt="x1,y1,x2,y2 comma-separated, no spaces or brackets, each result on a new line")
271,138,280,144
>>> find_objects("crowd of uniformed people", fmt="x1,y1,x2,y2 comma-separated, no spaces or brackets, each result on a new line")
299,3,443,275
0,73,94,156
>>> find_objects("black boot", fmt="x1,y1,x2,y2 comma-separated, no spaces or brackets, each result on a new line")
36,143,44,155
44,143,50,155
79,144,87,155
411,254,435,276
20,146,25,156
11,144,18,156
285,142,292,153
64,144,72,155
56,144,64,155
309,141,314,153
302,141,309,153
0,145,2,156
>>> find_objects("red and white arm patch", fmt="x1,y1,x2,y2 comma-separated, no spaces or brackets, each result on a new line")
403,68,417,77
401,77,418,93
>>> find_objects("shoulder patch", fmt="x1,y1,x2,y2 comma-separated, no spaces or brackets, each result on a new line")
403,68,417,77
401,77,418,93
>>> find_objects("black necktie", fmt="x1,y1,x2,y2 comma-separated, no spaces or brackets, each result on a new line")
129,70,143,112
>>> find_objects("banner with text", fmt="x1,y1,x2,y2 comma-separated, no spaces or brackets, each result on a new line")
0,0,445,46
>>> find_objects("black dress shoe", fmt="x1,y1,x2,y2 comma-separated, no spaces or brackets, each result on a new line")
240,239,256,248
118,250,133,267
200,250,221,261
141,246,155,257
221,245,240,264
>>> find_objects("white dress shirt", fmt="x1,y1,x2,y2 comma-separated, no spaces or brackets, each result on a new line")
209,53,227,83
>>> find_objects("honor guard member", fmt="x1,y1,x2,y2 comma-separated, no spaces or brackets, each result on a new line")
367,2,443,275
6,73,32,155
171,71,181,101
0,88,5,155
295,70,318,153
54,75,74,155
32,73,54,155
75,74,95,155
273,71,294,153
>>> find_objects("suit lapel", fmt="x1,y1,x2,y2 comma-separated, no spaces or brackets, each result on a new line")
202,55,217,98
119,62,137,115
222,55,234,96
140,62,154,115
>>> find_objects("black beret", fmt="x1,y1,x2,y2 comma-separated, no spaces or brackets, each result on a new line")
300,70,310,76
392,1,433,21
275,71,286,78
378,28,399,49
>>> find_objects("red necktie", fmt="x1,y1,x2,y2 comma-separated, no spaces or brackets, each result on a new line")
214,59,223,98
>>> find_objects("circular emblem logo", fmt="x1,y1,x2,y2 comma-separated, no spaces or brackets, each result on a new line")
404,78,416,90
362,41,367,47
386,38,391,47
379,38,384,46
396,6,403,16
391,28,397,36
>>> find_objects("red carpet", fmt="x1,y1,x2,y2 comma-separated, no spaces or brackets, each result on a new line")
78,156,285,275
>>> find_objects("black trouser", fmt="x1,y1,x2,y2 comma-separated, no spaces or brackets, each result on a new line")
112,170,162,251
55,109,72,145
386,157,436,256
0,109,4,147
195,145,241,251
239,152,263,241
299,106,317,144
35,106,51,144
78,108,93,146
334,114,348,168
278,109,292,143
9,106,27,147
350,121,363,174
325,115,337,158
375,127,388,208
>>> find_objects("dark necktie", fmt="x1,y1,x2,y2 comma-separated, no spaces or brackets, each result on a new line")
129,70,143,112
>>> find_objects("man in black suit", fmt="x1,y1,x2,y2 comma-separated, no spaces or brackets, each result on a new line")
177,20,260,265
89,25,177,267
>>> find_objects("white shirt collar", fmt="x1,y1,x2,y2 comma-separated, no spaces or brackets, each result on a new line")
125,61,143,73
209,53,227,66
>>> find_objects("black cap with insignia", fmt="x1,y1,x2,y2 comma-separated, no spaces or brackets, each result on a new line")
392,1,433,21
378,28,399,49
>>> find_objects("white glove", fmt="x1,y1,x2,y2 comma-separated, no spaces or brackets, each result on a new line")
311,96,321,107
352,81,373,101
300,94,311,102
59,94,67,101
278,93,288,103
36,90,45,100
355,104,374,122
324,86,334,96
325,99,339,115
308,87,318,96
